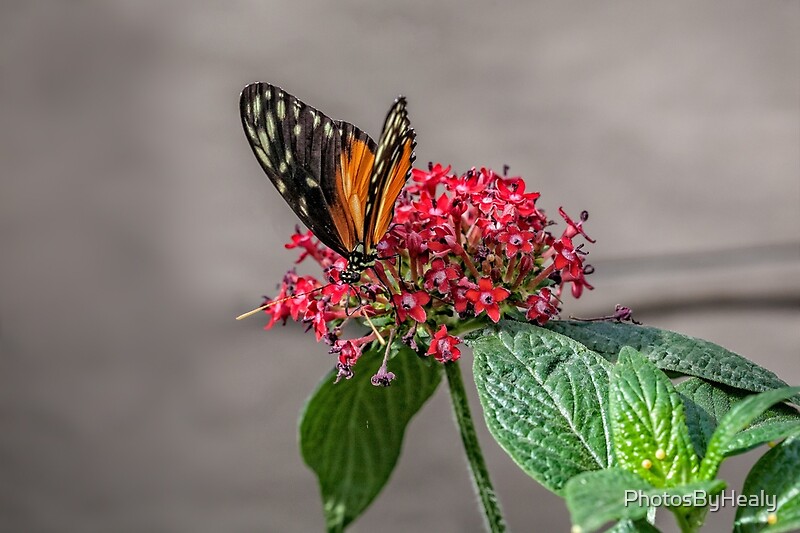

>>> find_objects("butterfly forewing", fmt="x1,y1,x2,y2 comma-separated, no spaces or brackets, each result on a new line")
240,83,354,255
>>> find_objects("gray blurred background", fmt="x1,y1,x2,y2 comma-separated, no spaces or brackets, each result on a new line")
1,1,798,532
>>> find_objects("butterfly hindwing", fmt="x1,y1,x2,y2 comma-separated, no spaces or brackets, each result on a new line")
240,83,357,256
335,121,377,248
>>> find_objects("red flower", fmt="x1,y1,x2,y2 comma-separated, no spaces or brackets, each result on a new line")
413,191,453,225
333,339,363,366
393,290,431,323
393,197,417,224
426,224,460,256
451,277,476,314
560,267,594,299
465,277,510,322
496,225,535,257
426,325,461,363
404,230,430,261
290,276,320,319
284,229,315,261
285,227,338,267
304,298,332,340
474,188,501,216
497,177,540,205
558,207,596,243
376,230,401,259
445,167,488,197
475,204,516,239
263,272,301,329
423,258,462,294
263,294,292,329
552,237,584,277
410,163,451,195
525,288,558,325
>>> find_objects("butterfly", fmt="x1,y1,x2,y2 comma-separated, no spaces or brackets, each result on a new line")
239,82,416,284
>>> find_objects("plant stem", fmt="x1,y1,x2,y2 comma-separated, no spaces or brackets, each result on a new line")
674,509,700,533
445,361,507,532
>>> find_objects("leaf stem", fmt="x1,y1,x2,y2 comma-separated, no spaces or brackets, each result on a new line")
444,361,507,532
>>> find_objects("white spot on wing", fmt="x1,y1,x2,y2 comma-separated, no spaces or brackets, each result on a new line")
257,128,270,154
306,176,317,188
254,147,271,168
266,113,277,139
276,180,286,193
276,99,286,120
294,124,302,137
285,149,293,163
279,162,287,173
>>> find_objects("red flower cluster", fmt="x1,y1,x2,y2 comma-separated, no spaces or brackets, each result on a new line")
257,164,595,383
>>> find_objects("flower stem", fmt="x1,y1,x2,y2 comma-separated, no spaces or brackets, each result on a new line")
444,361,507,532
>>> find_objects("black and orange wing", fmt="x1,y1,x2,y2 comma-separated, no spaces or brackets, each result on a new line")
239,83,376,256
362,97,416,250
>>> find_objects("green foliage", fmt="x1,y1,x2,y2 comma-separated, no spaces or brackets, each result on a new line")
469,321,614,493
297,319,798,532
545,321,796,403
468,320,798,533
699,386,800,481
299,346,441,532
678,378,800,458
610,348,699,488
564,468,653,531
564,468,724,533
735,436,800,533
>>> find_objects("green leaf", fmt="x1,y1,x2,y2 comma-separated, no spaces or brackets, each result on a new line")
565,468,725,533
610,348,699,487
564,469,653,532
469,321,614,493
299,346,441,532
700,387,800,481
678,378,800,459
544,321,795,403
735,436,800,533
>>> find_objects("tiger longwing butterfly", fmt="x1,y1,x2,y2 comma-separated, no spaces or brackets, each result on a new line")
239,83,416,284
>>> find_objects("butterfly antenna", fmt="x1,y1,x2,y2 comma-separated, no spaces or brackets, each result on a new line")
235,286,325,320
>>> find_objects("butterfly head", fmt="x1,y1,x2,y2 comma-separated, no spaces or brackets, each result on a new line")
341,246,377,285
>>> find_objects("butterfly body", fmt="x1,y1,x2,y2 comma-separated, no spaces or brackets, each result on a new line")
240,83,415,283
340,245,376,284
